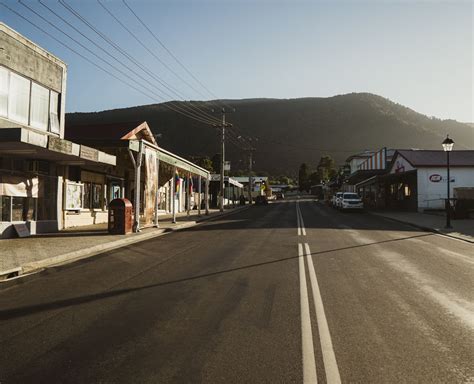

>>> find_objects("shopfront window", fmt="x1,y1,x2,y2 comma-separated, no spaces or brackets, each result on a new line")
81,181,105,210
83,182,91,209
11,197,36,221
92,183,103,209
1,174,56,222
1,196,11,221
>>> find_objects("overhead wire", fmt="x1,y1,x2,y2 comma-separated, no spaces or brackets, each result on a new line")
3,1,217,126
94,0,222,124
4,1,249,150
56,0,222,125
121,0,235,112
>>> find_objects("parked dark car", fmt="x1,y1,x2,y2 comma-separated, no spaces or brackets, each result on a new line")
275,191,285,199
255,195,268,205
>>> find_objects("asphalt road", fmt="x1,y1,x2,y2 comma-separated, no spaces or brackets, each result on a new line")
0,199,473,383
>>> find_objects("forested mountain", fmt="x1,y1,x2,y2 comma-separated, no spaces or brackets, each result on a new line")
67,93,473,176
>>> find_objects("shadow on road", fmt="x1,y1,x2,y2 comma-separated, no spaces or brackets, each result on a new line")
0,231,434,321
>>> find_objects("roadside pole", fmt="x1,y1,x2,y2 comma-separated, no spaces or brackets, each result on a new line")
198,175,202,216
133,140,143,232
248,150,253,205
205,177,210,215
220,109,226,212
172,166,177,224
187,172,191,216
154,154,160,228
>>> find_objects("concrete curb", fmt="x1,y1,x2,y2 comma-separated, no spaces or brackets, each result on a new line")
368,212,474,244
3,205,250,280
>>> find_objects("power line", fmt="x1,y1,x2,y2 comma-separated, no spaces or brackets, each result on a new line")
3,1,249,151
4,1,217,126
121,0,234,112
57,0,222,125
96,0,215,111
62,0,248,148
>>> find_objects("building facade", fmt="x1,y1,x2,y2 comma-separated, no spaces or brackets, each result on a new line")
0,23,115,237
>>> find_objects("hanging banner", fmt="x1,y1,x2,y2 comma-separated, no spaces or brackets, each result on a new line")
144,147,158,224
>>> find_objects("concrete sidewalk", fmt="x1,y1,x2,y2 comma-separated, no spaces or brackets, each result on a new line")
0,206,248,279
370,210,474,243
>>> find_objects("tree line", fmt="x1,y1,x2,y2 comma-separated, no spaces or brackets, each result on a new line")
298,155,339,192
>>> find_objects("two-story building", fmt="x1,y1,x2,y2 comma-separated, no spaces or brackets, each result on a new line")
0,23,115,237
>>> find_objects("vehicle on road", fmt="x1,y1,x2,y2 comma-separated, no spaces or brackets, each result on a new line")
340,192,364,211
255,195,268,205
275,191,285,199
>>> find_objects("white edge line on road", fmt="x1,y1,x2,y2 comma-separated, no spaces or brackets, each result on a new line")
299,243,318,383
304,242,342,384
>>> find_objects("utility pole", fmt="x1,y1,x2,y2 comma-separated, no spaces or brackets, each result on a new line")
248,149,254,204
220,109,226,212
213,108,233,212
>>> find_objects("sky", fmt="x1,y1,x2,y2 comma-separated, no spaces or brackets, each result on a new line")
1,0,473,122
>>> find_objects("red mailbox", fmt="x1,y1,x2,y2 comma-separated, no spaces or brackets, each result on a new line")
108,198,133,235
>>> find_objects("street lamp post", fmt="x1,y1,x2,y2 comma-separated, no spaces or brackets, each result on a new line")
442,135,454,229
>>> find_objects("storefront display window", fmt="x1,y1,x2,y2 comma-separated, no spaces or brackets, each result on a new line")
92,183,103,209
83,182,91,209
1,196,11,221
11,197,35,221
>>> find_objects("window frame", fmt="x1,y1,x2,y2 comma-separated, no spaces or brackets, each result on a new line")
0,65,61,135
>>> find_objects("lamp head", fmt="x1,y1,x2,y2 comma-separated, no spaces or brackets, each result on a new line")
442,135,454,152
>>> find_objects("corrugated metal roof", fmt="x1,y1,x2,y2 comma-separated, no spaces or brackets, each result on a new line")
397,150,474,167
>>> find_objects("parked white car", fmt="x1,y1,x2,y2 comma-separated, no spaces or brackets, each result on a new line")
332,192,343,208
340,192,364,211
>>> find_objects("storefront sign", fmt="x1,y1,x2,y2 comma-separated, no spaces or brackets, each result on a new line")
429,174,442,182
48,136,72,154
80,145,99,162
429,174,455,183
390,155,415,174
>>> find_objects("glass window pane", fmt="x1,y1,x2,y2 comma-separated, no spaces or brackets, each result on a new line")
30,82,49,130
49,91,60,134
12,196,34,221
0,67,8,117
1,195,11,221
92,183,103,209
83,182,91,209
8,73,30,125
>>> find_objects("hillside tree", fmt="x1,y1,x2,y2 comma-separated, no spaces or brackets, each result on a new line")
298,163,310,191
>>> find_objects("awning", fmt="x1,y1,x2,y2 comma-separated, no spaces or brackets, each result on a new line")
0,127,116,166
129,139,209,179
346,169,386,185
210,174,244,188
